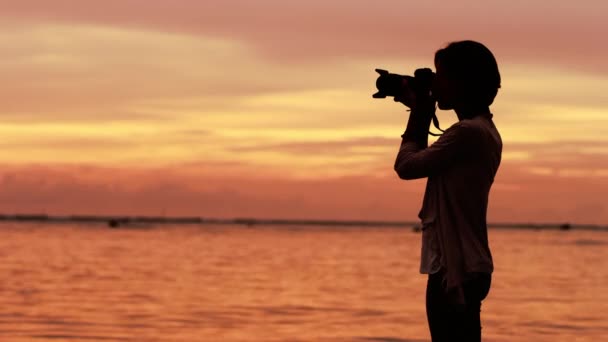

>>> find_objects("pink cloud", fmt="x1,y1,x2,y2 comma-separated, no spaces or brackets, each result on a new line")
2,1,607,73
1,161,606,225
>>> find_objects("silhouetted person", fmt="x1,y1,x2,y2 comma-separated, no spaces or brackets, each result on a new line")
394,40,502,341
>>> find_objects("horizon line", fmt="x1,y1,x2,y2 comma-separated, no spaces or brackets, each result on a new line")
0,213,606,231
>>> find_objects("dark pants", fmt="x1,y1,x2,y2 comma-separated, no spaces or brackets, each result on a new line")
426,270,492,342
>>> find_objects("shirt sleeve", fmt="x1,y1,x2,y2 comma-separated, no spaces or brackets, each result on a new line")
394,123,473,180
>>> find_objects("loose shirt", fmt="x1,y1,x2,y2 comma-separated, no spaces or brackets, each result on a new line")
395,113,502,303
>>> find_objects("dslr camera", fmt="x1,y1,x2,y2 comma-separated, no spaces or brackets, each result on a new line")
372,68,435,101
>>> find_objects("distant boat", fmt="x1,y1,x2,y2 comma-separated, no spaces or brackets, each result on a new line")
108,219,120,228
559,223,572,230
412,223,422,233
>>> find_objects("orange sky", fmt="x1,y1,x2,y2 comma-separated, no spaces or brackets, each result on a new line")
1,1,607,224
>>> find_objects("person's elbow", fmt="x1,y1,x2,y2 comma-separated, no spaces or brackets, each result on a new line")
394,163,421,180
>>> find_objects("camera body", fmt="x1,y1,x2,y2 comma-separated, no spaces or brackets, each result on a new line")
372,68,435,100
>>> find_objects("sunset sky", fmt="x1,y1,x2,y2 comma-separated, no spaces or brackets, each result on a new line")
1,1,607,224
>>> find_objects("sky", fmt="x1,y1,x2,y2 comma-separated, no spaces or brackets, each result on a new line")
1,1,608,224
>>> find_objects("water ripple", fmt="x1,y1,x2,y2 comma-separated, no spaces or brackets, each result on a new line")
29,335,131,341
0,223,605,342
355,338,426,342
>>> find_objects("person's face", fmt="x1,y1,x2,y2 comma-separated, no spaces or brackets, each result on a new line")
432,59,458,110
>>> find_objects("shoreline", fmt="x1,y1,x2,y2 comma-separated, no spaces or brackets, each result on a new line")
0,214,606,232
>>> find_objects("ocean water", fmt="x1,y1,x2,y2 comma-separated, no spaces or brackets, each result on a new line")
0,222,606,342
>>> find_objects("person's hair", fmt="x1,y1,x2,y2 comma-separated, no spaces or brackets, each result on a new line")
434,40,501,107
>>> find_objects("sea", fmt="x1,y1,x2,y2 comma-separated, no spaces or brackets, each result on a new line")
0,222,606,342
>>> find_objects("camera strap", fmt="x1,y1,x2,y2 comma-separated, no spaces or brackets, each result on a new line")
429,107,445,137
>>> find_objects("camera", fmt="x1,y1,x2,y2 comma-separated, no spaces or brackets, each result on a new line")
372,68,435,100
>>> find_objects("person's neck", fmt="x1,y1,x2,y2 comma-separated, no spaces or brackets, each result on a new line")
455,105,491,121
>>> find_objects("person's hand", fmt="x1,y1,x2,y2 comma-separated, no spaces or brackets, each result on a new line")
393,78,417,109
394,79,436,113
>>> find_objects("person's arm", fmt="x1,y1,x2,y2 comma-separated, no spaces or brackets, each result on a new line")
394,118,472,180
391,68,472,180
